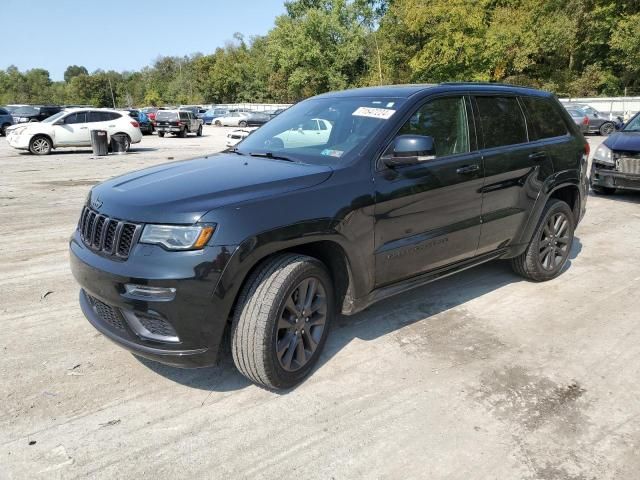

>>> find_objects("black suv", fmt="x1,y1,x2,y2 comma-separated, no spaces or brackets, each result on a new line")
70,83,588,389
11,105,62,123
155,110,203,137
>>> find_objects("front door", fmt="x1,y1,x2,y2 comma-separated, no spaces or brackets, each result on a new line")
373,95,484,287
54,111,89,145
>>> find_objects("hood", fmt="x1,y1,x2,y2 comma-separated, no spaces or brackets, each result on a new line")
89,153,333,224
604,131,640,153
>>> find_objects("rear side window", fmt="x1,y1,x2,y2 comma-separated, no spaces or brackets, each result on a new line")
475,96,527,148
521,97,568,140
179,112,189,120
64,112,87,124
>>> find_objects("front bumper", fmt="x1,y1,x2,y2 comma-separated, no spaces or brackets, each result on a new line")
591,164,640,191
6,132,31,150
70,231,238,367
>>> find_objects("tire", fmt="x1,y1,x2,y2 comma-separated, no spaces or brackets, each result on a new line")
231,254,334,389
29,135,52,155
510,199,575,282
178,127,186,138
239,120,248,127
214,120,221,127
599,122,615,136
591,184,616,195
196,125,203,137
1,123,10,136
158,132,165,138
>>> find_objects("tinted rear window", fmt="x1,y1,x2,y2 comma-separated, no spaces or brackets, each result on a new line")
521,97,568,140
475,96,528,148
156,111,178,121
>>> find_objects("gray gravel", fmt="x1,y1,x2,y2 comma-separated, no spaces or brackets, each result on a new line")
1,130,639,479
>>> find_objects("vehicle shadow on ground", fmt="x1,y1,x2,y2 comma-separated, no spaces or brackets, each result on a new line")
137,237,584,393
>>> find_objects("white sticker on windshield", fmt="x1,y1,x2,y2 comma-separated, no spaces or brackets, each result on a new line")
352,107,396,120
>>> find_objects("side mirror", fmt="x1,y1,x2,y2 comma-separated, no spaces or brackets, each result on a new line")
382,135,435,167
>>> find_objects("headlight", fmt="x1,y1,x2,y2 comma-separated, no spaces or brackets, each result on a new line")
140,224,215,250
593,144,614,165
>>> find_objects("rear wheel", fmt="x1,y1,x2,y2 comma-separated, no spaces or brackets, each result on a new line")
239,120,248,127
196,125,203,136
29,135,52,155
214,120,222,127
177,128,186,138
510,199,574,282
599,122,615,136
158,131,165,138
231,254,334,389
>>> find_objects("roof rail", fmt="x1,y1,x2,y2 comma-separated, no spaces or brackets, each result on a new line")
439,81,532,88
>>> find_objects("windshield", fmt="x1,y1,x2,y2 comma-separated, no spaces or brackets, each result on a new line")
13,106,39,115
42,111,66,123
236,96,405,165
156,111,178,121
623,113,640,132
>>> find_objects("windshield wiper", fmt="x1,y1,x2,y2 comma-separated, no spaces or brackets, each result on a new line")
227,147,245,155
249,151,296,162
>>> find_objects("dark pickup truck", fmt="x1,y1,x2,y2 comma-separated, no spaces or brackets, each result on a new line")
70,83,588,389
155,110,203,138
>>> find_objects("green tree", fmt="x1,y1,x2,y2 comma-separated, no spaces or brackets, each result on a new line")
63,65,88,83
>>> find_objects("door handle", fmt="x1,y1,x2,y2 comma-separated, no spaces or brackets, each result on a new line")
456,164,480,174
529,151,547,161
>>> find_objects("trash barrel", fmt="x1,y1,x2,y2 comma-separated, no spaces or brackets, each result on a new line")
110,134,129,154
90,130,108,156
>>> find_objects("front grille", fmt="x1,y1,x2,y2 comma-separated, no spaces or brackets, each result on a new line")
86,293,126,331
78,207,141,259
617,156,640,175
137,313,178,338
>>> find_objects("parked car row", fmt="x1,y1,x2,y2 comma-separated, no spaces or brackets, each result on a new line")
562,103,622,136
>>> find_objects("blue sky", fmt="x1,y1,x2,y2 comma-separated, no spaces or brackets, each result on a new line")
3,0,286,81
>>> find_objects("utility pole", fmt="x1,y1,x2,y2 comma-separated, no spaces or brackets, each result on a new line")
108,76,116,108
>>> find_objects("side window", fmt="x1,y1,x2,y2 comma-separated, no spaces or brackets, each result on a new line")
318,120,327,131
398,96,470,157
475,96,527,148
0,108,9,115
179,112,188,120
88,111,108,122
63,112,87,124
521,97,568,140
106,112,120,121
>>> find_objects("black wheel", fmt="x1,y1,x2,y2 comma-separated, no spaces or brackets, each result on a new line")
158,131,165,138
29,135,52,155
1,123,10,136
196,125,203,136
214,120,222,127
510,199,574,281
239,120,248,127
591,184,616,195
123,134,131,152
178,127,186,138
231,254,334,389
599,122,615,136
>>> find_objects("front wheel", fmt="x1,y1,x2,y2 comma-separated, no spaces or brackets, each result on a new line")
599,122,615,136
231,254,334,389
196,125,203,136
510,199,575,281
29,135,52,155
158,131,165,137
239,120,248,127
1,123,10,136
214,120,222,127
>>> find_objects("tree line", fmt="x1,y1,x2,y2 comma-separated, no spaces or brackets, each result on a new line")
2,0,639,108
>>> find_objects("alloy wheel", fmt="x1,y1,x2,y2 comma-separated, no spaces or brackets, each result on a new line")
31,138,50,154
539,212,571,271
276,277,327,372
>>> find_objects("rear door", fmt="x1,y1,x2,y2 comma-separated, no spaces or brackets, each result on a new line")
473,95,553,254
373,95,484,286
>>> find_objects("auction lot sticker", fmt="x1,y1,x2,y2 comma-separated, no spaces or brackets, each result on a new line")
352,107,396,119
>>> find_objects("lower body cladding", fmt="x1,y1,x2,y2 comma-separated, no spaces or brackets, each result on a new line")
591,162,640,191
69,232,238,367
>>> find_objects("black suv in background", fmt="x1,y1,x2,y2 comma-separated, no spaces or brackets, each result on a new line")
11,105,62,123
70,83,588,389
155,110,203,137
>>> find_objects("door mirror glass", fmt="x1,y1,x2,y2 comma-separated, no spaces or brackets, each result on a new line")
383,135,435,167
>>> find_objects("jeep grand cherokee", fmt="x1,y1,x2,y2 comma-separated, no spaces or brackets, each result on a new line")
70,83,588,389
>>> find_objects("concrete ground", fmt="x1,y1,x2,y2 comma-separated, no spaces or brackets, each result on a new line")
1,129,639,479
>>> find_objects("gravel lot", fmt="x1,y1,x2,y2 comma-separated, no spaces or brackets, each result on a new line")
1,129,639,479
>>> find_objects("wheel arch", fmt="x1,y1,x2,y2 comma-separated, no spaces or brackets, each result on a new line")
30,133,55,149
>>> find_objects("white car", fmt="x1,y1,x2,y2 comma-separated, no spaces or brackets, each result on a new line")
226,127,258,148
5,108,143,155
275,118,332,148
213,111,251,127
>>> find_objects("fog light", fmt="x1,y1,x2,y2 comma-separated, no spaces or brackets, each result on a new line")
124,284,176,301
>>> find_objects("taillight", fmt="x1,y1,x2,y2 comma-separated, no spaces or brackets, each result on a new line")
584,142,590,157
582,116,589,125
177,121,183,126
130,121,139,128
